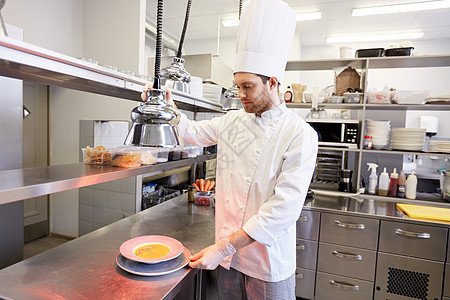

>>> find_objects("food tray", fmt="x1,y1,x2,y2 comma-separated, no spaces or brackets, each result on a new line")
344,92,363,103
82,147,111,165
356,48,384,57
110,149,142,168
384,47,414,56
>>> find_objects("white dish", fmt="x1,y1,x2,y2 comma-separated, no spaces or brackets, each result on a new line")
116,247,191,276
119,235,184,264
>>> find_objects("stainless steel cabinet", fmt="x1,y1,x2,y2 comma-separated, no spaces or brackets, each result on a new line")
315,271,374,300
374,252,444,300
379,220,448,261
317,242,376,281
295,267,316,300
297,210,320,241
296,238,318,270
444,263,450,297
319,213,379,250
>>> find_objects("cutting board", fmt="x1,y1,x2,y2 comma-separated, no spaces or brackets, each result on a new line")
396,203,450,223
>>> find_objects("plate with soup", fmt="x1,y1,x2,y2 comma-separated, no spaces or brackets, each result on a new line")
120,235,184,264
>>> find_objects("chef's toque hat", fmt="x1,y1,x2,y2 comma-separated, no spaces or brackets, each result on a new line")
234,0,296,85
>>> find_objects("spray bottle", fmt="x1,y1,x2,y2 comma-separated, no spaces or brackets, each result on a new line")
367,163,378,195
378,168,389,197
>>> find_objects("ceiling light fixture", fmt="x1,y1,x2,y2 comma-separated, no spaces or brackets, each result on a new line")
222,11,321,27
326,31,424,43
296,11,322,21
352,0,450,16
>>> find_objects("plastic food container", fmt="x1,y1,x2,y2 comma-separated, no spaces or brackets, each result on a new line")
110,149,142,167
356,48,384,57
366,90,391,104
168,147,181,161
194,191,214,206
327,96,344,103
135,147,159,165
156,148,170,163
344,92,363,103
190,145,203,157
385,47,414,56
82,147,111,165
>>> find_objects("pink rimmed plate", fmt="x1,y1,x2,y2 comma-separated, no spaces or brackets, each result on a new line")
119,235,183,264
116,247,191,276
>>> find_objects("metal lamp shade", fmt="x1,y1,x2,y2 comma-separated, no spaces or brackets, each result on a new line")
124,89,184,148
160,57,191,94
223,84,243,111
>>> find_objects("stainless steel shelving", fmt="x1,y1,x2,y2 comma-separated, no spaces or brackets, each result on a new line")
0,36,223,113
0,154,216,206
317,147,450,157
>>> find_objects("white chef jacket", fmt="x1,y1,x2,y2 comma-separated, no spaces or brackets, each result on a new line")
178,102,318,282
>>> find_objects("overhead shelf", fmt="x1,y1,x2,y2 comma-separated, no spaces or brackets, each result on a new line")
0,154,216,206
0,36,223,113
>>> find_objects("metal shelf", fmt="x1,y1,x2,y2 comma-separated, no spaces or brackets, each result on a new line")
0,36,223,113
365,104,450,111
0,154,216,206
361,149,450,157
286,103,364,110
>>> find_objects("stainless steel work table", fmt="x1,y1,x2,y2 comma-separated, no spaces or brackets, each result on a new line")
0,194,215,300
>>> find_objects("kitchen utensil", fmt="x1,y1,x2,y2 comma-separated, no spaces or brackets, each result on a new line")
338,169,353,192
125,0,184,148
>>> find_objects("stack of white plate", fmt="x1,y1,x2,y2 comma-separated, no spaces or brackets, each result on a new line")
203,83,222,102
391,128,426,151
189,76,203,98
366,120,391,149
428,140,450,153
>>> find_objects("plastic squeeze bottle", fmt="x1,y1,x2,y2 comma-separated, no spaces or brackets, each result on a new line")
388,168,399,197
406,170,418,200
367,163,378,195
284,86,293,103
397,170,406,198
378,167,389,197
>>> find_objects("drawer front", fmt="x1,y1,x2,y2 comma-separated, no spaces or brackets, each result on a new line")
296,238,318,270
379,220,447,261
295,267,316,300
319,212,379,250
374,252,444,300
297,210,320,241
445,264,450,297
317,242,376,281
315,271,373,300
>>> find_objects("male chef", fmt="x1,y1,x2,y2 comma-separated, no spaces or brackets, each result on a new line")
142,0,317,298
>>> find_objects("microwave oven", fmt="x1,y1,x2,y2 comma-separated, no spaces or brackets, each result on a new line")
307,119,360,149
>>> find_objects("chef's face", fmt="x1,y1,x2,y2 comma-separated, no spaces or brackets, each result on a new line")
234,72,278,116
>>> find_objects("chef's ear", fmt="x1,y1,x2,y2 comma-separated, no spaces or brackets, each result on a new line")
268,77,279,90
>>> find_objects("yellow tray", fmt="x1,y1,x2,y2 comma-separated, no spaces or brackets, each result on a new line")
396,203,450,224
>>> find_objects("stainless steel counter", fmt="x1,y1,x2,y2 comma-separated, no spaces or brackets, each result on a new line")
0,194,215,300
304,190,450,227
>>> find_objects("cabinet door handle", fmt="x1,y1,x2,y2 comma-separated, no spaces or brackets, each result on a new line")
295,273,303,279
332,250,362,261
395,228,431,239
296,244,306,251
334,220,365,230
298,216,308,221
329,280,359,291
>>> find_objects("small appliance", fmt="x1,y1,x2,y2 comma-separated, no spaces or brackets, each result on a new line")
307,119,360,149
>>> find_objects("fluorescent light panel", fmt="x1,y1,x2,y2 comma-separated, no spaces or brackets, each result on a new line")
222,11,321,27
352,0,450,16
327,31,424,43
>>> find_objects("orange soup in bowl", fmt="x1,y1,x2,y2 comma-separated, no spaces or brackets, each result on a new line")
134,243,170,259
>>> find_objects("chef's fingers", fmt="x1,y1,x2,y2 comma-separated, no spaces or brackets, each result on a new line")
188,250,204,262
140,84,174,107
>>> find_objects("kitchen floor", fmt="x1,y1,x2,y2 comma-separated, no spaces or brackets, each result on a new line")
24,235,73,259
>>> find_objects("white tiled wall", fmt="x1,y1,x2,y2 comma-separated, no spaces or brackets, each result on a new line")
79,120,138,236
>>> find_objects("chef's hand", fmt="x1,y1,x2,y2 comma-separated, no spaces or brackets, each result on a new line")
140,83,176,108
188,238,236,270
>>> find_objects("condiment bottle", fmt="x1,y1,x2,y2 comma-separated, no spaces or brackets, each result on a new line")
388,168,399,197
397,170,406,198
367,163,378,195
364,135,373,149
406,170,417,200
284,86,293,103
378,167,389,196
187,186,195,203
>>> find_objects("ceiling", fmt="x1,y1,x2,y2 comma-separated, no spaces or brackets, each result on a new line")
146,0,450,47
